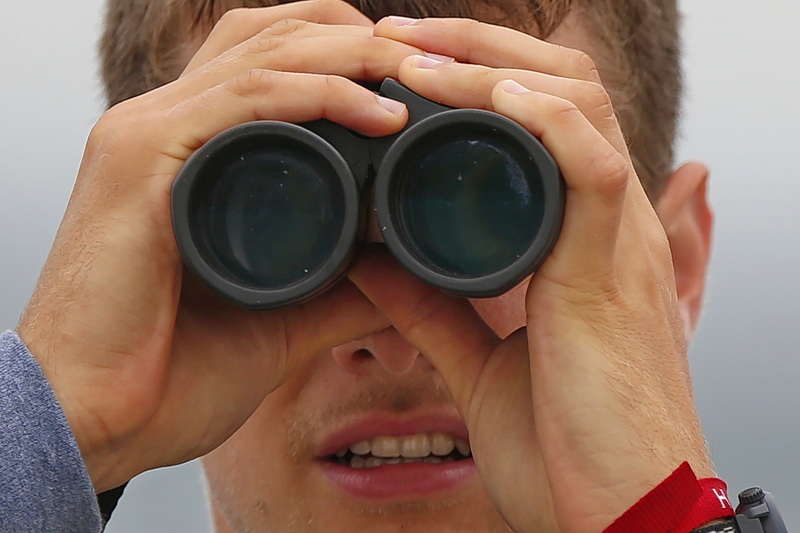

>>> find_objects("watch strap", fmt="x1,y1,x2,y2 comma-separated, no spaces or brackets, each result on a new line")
692,518,740,533
97,482,128,526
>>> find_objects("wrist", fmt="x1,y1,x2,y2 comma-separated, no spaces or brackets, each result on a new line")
16,326,140,493
80,436,136,494
48,392,138,494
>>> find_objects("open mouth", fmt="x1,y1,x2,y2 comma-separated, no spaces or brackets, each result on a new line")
327,432,472,469
318,422,477,498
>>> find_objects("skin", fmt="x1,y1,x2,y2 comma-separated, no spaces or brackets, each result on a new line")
17,1,715,531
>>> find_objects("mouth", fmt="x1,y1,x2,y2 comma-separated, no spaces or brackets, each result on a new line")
316,416,477,499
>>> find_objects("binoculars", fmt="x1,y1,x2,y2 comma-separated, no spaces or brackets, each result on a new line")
171,79,565,310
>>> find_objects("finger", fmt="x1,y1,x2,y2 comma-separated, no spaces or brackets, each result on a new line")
149,71,408,164
174,279,391,396
492,81,630,284
374,16,601,83
176,24,422,101
347,246,501,409
396,55,626,155
185,0,374,72
165,279,390,462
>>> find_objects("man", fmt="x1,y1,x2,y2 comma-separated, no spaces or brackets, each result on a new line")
1,0,719,531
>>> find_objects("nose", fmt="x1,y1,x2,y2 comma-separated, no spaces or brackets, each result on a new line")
332,326,420,375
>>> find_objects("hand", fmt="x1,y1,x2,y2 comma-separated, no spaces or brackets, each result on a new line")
17,1,422,493
348,17,713,532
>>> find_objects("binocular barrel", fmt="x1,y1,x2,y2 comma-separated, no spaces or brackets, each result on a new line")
172,79,565,309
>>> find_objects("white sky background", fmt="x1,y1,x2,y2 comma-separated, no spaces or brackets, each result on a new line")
0,2,798,530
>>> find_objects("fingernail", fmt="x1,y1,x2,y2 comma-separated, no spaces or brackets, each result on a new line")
425,52,456,63
498,79,532,94
410,54,443,69
376,95,406,116
387,16,419,26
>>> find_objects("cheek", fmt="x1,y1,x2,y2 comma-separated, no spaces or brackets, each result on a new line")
201,367,318,530
202,400,294,528
469,278,529,338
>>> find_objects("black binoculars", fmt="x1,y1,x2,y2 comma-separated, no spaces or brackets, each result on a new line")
171,79,565,310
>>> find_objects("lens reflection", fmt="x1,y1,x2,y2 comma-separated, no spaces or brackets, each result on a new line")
195,142,345,288
395,133,544,278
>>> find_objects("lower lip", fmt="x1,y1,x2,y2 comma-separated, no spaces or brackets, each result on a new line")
318,458,477,499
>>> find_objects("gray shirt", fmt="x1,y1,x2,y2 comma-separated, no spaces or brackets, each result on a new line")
0,330,101,532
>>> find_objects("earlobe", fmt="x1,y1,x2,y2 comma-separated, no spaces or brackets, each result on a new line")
655,162,714,341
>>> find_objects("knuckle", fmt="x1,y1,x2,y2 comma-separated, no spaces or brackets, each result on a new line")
320,74,351,96
547,97,584,124
264,18,309,38
475,65,499,87
228,68,281,97
90,107,119,141
460,19,484,53
581,81,614,116
89,104,135,153
462,18,483,32
593,149,630,193
314,0,355,14
567,48,601,82
247,33,284,59
215,7,249,31
401,291,452,341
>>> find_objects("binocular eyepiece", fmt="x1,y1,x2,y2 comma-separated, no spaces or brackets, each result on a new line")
171,79,565,309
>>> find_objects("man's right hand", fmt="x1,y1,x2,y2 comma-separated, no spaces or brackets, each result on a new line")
17,0,418,493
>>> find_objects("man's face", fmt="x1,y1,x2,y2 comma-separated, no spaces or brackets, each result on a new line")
201,7,600,532
203,284,528,532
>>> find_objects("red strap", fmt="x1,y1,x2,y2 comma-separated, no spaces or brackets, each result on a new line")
674,476,735,533
604,462,735,533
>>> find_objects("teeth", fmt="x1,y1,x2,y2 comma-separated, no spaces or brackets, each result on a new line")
364,456,384,469
350,455,440,470
400,434,430,458
455,438,471,456
340,432,471,463
349,440,371,456
430,433,455,456
348,455,454,469
371,436,401,458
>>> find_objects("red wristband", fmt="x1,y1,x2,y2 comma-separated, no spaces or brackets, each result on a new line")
604,462,735,533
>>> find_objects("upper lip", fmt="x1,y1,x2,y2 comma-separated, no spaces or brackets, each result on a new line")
316,411,470,459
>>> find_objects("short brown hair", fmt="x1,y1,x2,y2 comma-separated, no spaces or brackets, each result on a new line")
98,0,681,198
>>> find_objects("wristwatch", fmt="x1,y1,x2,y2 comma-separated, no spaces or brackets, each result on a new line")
693,488,788,533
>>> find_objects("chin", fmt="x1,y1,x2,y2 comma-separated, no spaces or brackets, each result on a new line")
207,485,514,533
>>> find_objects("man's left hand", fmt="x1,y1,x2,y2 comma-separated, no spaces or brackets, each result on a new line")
349,16,713,533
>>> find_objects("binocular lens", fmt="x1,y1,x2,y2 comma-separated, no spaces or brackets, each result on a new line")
172,121,362,309
193,142,346,288
393,132,544,278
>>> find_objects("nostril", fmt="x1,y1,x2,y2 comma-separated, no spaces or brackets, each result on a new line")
331,328,420,375
353,349,373,362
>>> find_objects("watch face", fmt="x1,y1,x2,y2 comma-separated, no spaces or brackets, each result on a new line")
733,490,788,533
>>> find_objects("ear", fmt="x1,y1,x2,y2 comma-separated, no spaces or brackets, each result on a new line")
655,162,714,341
